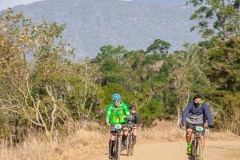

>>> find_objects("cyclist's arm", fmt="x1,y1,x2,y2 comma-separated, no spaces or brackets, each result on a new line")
123,104,130,116
122,104,131,123
181,103,192,124
203,104,213,125
135,113,140,125
106,116,110,124
106,105,112,124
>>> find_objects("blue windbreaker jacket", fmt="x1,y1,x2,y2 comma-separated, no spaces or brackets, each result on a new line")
182,102,213,125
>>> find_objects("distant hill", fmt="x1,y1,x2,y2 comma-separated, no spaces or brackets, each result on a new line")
2,0,201,58
132,0,186,5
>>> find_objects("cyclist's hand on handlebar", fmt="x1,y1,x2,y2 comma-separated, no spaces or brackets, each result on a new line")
208,125,214,128
127,116,132,121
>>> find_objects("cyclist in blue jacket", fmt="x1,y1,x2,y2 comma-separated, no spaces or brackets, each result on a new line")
181,94,214,159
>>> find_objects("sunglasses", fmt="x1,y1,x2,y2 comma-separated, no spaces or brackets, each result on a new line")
113,100,120,102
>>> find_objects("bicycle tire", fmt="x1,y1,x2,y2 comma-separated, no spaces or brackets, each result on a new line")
117,136,121,160
126,134,130,156
196,139,202,160
130,133,134,155
112,139,118,160
190,140,195,160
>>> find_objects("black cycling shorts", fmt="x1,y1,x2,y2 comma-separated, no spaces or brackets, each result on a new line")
186,122,205,135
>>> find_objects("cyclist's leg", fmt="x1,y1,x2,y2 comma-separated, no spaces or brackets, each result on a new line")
199,134,204,159
109,126,116,159
186,123,193,155
199,131,205,151
199,124,205,159
132,125,137,144
122,127,128,144
186,126,193,143
122,126,128,136
118,126,128,151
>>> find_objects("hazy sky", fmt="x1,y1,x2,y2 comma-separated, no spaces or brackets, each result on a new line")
0,0,43,11
0,0,187,11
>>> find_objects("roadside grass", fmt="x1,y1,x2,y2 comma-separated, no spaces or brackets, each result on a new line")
0,134,59,160
0,121,239,160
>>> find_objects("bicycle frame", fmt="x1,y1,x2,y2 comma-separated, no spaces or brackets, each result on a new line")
126,123,135,156
189,126,204,160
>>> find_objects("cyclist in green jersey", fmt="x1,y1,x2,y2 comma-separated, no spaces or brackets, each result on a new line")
106,93,130,159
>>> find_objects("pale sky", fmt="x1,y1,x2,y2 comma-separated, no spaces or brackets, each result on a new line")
0,0,186,11
0,0,43,11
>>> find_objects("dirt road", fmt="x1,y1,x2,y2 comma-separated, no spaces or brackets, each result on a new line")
86,141,240,160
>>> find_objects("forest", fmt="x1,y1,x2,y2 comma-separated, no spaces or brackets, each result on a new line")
0,0,240,143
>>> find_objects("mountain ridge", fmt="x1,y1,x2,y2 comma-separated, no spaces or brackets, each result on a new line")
2,0,201,58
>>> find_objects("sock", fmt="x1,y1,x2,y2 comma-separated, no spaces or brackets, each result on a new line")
187,143,192,148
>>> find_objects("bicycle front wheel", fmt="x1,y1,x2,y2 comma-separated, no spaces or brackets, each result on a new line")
130,134,134,155
117,136,121,160
112,139,118,160
126,135,130,156
190,140,195,160
196,139,202,160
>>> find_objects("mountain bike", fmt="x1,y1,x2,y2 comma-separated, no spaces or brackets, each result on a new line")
116,124,130,156
188,126,204,160
126,123,135,156
111,124,122,160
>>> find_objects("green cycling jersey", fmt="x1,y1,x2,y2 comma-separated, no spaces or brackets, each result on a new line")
106,101,130,124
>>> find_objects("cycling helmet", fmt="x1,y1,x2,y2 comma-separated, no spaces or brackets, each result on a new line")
112,94,121,100
129,105,136,110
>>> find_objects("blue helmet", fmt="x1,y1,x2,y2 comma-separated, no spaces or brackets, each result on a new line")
112,94,121,100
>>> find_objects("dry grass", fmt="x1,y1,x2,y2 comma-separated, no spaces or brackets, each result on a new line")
0,135,59,160
0,121,239,160
138,120,239,143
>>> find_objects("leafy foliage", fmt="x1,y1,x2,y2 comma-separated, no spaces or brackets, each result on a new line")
187,0,240,40
1,2,240,141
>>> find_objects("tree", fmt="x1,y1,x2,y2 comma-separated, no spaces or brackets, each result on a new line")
188,1,240,134
0,10,75,141
167,43,211,126
146,39,171,55
205,37,240,92
187,0,240,41
66,61,105,127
